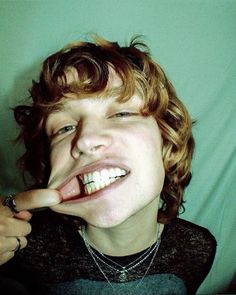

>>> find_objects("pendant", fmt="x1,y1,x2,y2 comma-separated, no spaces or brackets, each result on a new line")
118,269,129,282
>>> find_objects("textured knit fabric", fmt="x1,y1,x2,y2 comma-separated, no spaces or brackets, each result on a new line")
0,210,216,295
51,275,187,295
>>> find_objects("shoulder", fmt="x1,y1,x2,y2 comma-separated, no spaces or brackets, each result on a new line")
160,218,217,292
166,218,216,246
164,218,217,254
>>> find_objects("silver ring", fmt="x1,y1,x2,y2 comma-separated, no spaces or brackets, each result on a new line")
2,194,19,213
12,237,21,253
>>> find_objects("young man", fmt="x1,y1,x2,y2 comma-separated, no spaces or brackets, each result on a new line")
0,36,216,294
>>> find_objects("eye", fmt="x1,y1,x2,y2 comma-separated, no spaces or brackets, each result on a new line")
112,112,135,118
57,125,76,135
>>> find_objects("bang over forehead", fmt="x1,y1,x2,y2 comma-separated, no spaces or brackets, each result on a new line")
60,65,128,100
30,36,167,114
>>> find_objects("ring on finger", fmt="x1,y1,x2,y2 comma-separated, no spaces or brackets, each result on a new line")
12,237,21,253
2,194,19,213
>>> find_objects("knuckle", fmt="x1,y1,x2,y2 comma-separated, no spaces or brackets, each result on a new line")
24,222,32,235
11,219,32,237
20,237,28,249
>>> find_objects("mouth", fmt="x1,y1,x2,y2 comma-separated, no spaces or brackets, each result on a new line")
58,166,129,202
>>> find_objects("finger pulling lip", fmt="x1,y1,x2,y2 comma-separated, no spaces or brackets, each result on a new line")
60,171,130,204
55,160,131,202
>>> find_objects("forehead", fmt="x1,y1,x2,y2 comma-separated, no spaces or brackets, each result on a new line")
52,93,143,115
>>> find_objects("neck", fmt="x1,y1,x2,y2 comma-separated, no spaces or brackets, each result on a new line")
82,199,164,256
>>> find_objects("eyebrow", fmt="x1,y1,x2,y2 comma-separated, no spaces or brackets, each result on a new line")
49,102,69,114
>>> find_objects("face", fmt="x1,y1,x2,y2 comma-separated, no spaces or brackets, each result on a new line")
45,74,165,229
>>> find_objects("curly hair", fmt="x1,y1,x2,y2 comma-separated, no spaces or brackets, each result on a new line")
14,36,195,224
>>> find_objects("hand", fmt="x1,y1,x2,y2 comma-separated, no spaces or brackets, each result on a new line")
0,189,61,266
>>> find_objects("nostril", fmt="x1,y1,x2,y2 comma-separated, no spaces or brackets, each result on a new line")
73,132,112,156
91,144,105,152
71,145,83,159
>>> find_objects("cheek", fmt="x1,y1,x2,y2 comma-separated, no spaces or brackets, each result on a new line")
129,127,163,160
129,127,165,191
50,143,70,169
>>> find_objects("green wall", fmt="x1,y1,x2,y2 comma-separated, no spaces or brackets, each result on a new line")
0,1,235,293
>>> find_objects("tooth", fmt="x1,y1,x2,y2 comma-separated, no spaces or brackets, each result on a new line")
84,174,89,184
115,168,122,176
120,169,126,176
88,173,93,182
87,183,92,194
90,183,96,193
99,179,106,189
94,182,101,191
104,177,111,186
101,169,109,181
93,171,100,182
84,185,88,194
109,168,116,178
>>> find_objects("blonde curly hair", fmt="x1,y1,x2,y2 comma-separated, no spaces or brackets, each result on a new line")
14,36,195,223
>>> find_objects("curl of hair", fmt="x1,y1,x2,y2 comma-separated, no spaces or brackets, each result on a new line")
14,35,195,223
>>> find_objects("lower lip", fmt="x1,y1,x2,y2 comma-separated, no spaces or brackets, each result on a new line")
60,173,130,204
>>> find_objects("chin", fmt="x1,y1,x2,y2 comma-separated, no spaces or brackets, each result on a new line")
85,208,133,229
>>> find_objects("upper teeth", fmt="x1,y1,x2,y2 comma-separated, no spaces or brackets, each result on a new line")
80,168,127,185
79,168,128,195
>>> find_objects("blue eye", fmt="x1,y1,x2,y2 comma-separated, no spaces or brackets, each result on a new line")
57,125,76,135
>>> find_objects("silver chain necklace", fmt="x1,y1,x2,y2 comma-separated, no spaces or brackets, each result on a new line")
81,225,161,294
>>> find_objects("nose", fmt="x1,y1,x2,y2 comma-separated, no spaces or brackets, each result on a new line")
71,119,112,158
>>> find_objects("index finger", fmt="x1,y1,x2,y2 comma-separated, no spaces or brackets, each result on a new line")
13,189,62,212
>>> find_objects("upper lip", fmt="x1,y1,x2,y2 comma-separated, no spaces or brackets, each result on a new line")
57,158,131,190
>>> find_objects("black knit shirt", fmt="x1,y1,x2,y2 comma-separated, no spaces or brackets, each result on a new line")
1,210,216,295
